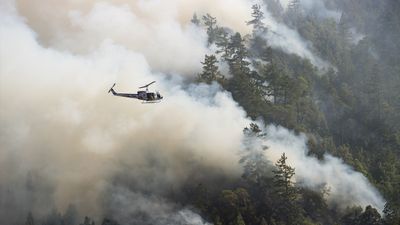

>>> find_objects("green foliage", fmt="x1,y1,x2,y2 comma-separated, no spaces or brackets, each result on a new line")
247,4,266,35
383,201,400,225
235,213,246,225
193,3,399,223
225,33,264,119
273,153,296,201
300,187,330,223
272,153,304,225
340,206,363,225
202,14,218,45
198,54,224,84
358,205,382,225
240,123,271,186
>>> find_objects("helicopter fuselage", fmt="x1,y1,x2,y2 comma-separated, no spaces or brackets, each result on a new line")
108,83,163,102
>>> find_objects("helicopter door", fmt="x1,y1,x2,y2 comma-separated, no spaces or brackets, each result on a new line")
147,92,155,100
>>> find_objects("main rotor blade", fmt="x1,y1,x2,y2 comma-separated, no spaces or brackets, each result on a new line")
139,81,156,89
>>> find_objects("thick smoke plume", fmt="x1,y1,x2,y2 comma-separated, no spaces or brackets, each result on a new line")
261,126,385,211
261,9,332,69
259,0,340,69
0,0,384,224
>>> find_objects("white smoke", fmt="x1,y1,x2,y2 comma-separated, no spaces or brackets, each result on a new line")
252,1,332,69
279,0,341,20
0,0,385,224
0,2,248,222
107,186,212,225
262,15,332,69
349,27,365,45
262,125,385,212
13,0,253,76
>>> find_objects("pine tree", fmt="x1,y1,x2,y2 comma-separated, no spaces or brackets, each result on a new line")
191,13,200,26
358,205,383,225
226,32,264,118
198,54,224,84
202,14,218,44
273,153,296,200
227,33,251,75
235,213,246,225
240,123,270,186
383,201,400,225
247,4,267,35
272,153,302,224
215,29,232,62
261,62,290,105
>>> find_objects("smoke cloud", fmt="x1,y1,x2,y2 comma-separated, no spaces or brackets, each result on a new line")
0,2,249,223
261,125,385,211
107,186,212,225
279,0,341,20
0,0,384,224
261,10,332,69
13,0,253,76
259,0,337,69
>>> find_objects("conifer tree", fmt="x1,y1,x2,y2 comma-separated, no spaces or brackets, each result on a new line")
215,29,232,62
227,33,251,75
358,205,383,225
272,153,303,224
202,14,218,44
240,123,270,186
273,153,296,201
198,54,224,84
235,213,246,225
191,13,200,26
247,4,267,35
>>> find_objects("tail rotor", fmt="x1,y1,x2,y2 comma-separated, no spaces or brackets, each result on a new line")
108,83,116,93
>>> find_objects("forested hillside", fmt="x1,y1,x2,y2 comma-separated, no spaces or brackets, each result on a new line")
195,0,400,224
194,0,400,224
2,0,399,225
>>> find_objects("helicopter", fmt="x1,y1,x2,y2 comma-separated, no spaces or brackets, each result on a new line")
108,81,163,103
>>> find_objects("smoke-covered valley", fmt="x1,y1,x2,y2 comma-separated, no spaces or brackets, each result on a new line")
1,0,399,225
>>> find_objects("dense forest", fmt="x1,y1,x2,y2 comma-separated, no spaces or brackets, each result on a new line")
194,0,400,224
5,0,400,225
193,1,400,224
